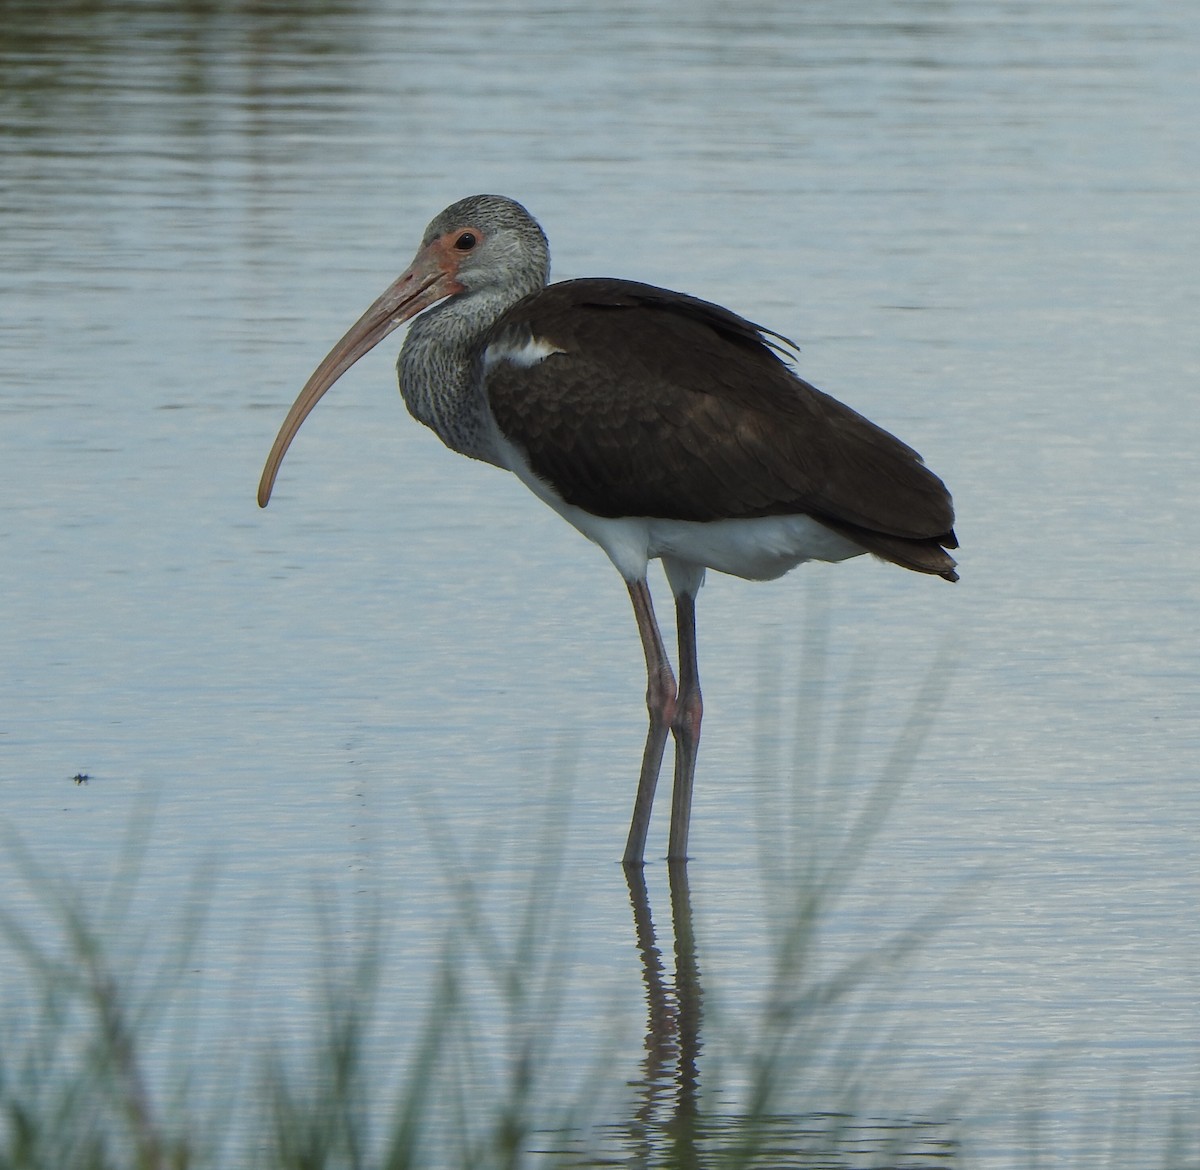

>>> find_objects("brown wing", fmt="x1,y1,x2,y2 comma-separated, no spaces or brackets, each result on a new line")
484,279,958,579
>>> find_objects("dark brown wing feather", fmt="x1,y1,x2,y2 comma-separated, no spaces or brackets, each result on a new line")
484,279,958,580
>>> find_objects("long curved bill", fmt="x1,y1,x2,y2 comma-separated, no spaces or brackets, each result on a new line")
258,243,461,508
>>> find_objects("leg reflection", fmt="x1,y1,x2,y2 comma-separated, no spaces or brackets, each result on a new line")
623,861,703,1162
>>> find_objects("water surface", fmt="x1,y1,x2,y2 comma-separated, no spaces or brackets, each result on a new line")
2,0,1197,1163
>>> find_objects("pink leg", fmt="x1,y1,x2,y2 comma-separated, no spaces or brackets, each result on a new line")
623,578,677,866
667,591,703,861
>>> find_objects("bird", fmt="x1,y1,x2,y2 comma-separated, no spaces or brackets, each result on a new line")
258,194,957,866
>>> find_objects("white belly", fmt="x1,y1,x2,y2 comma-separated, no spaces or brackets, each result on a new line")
557,507,863,583
493,433,864,588
649,513,864,579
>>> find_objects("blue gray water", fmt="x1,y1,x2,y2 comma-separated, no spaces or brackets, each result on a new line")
2,0,1197,1163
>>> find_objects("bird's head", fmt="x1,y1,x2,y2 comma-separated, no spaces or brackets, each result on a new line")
419,194,550,298
257,195,549,507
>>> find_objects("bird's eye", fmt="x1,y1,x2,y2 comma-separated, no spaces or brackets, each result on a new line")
453,232,477,251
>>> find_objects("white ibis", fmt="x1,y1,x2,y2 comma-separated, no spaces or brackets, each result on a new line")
259,194,957,866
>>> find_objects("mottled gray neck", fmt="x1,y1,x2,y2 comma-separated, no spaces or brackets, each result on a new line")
397,281,536,467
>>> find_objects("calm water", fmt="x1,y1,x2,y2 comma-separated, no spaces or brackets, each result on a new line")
2,0,1198,1164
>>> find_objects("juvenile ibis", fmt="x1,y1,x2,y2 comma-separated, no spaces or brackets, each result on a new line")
258,194,957,865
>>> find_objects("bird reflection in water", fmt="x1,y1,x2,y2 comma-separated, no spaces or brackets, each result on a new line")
624,861,702,1165
596,866,962,1168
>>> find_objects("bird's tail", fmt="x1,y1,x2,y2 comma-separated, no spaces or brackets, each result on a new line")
822,520,960,582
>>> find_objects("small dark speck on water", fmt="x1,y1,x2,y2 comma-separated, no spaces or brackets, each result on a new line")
72,773,90,785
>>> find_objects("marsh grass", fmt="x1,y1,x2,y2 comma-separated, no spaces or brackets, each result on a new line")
0,810,201,1170
0,653,1195,1168
0,784,961,1168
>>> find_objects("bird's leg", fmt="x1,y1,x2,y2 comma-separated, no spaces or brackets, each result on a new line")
667,591,703,862
623,578,677,867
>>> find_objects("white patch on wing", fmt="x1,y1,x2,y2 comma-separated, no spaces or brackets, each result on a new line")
482,334,566,372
